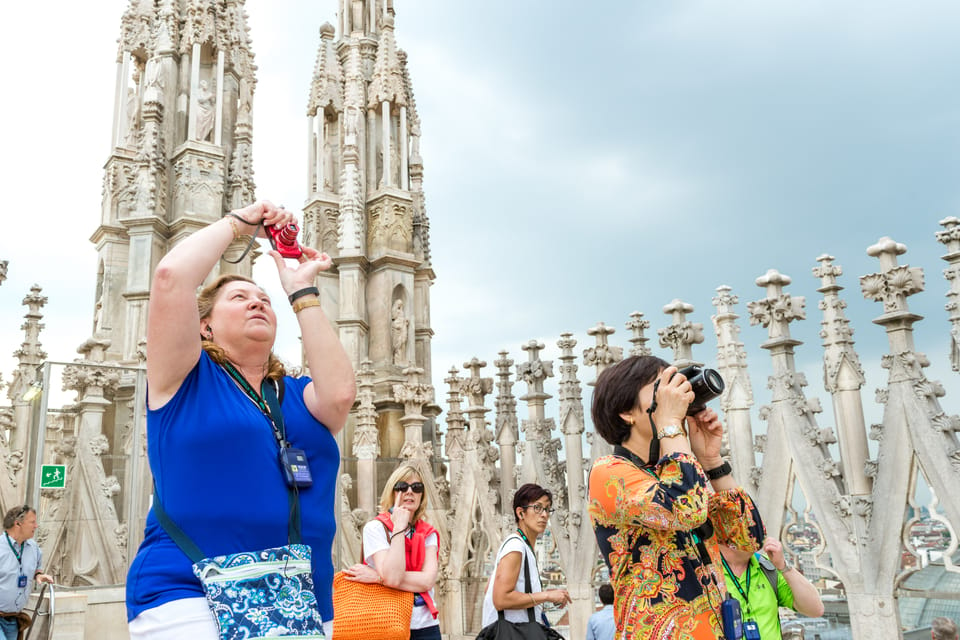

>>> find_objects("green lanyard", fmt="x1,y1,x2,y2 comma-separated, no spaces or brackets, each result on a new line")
516,528,534,553
220,362,287,448
721,555,751,607
5,533,22,565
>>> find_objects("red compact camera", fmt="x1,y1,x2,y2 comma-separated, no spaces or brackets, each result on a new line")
265,221,304,259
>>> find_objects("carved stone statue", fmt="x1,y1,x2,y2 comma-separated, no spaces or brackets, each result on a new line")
391,298,409,365
194,80,215,142
344,106,360,145
123,88,140,147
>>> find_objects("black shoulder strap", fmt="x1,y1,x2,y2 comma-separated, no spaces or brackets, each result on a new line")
152,483,205,563
494,535,537,624
153,376,301,562
521,548,536,623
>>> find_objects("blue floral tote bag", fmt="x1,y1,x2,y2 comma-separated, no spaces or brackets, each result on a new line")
192,543,325,640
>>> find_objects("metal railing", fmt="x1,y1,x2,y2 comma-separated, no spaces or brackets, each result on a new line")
22,583,54,640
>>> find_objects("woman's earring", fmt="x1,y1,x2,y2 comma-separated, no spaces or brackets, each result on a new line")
204,328,213,340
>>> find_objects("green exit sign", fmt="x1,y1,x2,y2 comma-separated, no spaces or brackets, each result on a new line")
40,465,66,489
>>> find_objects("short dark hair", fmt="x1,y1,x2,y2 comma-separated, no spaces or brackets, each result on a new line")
598,583,614,605
512,483,552,523
3,505,34,529
591,355,669,445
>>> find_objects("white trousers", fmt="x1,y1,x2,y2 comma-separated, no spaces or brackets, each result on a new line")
128,597,334,639
128,598,218,640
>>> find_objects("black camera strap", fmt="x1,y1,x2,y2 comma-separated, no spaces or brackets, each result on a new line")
645,379,663,466
221,215,265,264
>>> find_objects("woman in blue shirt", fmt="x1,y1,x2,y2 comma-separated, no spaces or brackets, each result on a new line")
125,201,356,639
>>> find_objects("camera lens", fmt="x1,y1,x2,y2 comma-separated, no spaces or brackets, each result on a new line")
702,369,724,395
678,365,725,415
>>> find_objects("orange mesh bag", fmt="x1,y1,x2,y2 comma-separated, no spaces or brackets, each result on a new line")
332,571,414,640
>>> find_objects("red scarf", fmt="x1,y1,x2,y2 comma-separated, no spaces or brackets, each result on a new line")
375,512,439,618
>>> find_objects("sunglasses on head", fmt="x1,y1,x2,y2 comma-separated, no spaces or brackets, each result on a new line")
393,481,424,494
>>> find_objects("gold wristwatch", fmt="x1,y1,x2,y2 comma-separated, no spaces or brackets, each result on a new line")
659,424,685,439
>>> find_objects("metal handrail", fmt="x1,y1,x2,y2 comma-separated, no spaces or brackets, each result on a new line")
22,582,54,640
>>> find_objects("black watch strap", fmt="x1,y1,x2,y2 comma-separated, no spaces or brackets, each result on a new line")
705,461,732,480
288,286,320,304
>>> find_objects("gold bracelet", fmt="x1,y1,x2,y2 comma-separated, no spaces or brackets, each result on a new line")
529,593,537,607
292,298,321,314
226,216,241,240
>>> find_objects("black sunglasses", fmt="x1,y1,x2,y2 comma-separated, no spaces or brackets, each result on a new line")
393,481,425,494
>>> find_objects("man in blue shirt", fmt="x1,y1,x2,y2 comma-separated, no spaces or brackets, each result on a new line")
0,506,52,640
586,583,615,640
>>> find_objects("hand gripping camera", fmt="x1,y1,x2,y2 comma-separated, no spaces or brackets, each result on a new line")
676,365,725,415
266,221,304,259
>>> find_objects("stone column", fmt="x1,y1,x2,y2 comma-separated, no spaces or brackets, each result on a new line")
814,255,870,496
187,43,201,140
936,216,960,371
353,360,379,517
583,322,622,461
711,286,756,488
746,270,809,537
494,351,519,516
443,367,466,487
9,285,48,490
516,341,553,486
862,237,960,530
556,334,595,640
213,51,224,146
394,366,435,464
399,106,408,189
381,101,392,188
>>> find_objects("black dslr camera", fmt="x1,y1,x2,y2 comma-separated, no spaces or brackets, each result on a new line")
675,365,725,415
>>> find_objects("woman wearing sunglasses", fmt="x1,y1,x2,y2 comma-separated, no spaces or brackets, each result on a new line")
343,464,440,640
481,483,571,629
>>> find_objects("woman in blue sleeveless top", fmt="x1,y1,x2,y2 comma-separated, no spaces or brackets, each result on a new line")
125,201,356,639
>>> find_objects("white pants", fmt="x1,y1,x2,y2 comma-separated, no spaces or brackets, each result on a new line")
128,598,218,640
128,597,334,639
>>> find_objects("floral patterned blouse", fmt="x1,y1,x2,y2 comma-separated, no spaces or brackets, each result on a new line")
588,447,764,639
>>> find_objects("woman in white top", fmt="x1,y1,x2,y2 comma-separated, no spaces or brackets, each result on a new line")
343,464,440,640
482,483,572,628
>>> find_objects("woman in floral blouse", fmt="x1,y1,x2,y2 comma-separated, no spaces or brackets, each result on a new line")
588,355,765,639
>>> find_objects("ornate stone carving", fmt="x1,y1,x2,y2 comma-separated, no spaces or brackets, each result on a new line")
860,237,924,314
368,200,412,253
748,270,806,331
658,299,704,364
625,311,652,356
582,323,622,373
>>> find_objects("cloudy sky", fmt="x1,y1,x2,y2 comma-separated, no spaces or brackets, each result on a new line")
2,0,959,427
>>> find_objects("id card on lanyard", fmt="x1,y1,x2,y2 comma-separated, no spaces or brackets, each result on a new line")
721,556,762,639
6,533,27,588
221,362,314,488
